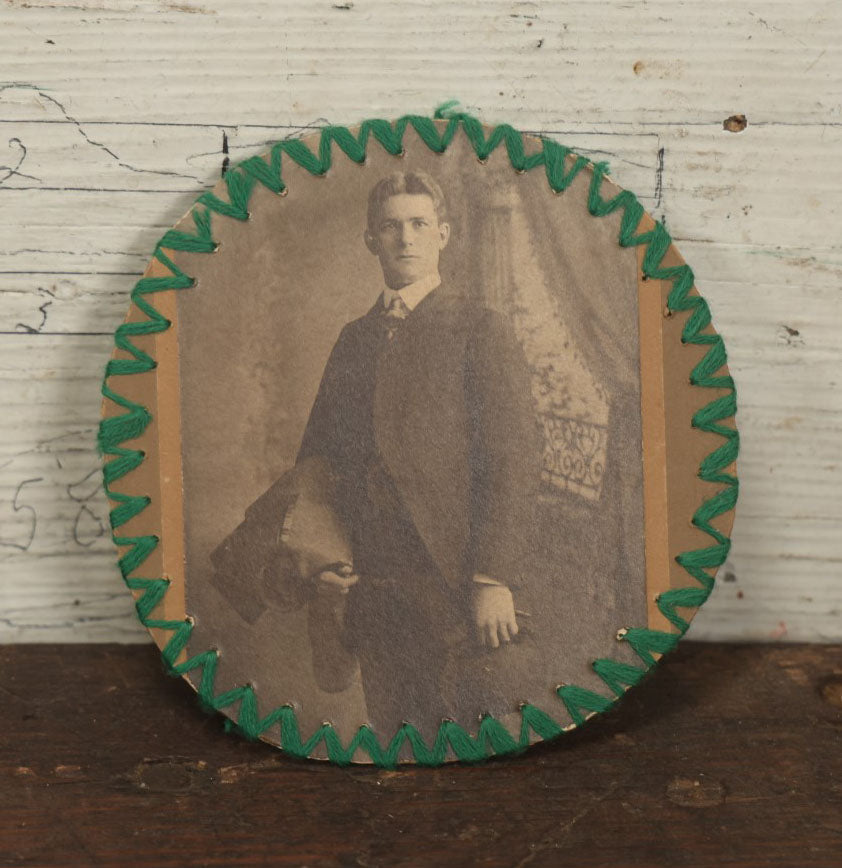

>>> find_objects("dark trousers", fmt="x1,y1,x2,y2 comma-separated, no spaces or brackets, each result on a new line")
341,565,472,738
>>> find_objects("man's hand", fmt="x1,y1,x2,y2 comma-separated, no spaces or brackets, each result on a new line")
315,563,359,601
472,583,518,649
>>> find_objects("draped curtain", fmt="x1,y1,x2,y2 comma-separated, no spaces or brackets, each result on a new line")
437,158,647,661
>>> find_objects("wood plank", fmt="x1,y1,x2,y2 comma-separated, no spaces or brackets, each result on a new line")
0,642,840,867
0,0,840,646
1,1,839,125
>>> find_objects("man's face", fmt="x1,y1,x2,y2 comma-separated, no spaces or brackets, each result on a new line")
365,193,450,289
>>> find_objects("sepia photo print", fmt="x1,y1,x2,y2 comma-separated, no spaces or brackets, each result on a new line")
172,127,648,750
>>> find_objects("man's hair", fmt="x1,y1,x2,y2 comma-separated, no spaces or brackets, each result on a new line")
366,170,448,232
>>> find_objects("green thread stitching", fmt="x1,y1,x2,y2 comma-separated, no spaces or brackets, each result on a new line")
97,105,739,767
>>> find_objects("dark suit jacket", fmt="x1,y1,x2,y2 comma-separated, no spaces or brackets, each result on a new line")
297,285,543,591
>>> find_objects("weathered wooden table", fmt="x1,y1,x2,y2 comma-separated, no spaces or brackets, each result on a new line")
2,642,839,867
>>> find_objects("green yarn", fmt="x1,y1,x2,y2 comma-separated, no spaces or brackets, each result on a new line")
557,685,616,727
97,104,739,766
591,659,648,697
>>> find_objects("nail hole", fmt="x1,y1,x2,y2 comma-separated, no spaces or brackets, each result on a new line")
818,675,842,709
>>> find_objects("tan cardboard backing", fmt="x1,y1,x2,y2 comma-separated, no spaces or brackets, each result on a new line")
101,258,185,657
101,141,737,739
639,218,737,634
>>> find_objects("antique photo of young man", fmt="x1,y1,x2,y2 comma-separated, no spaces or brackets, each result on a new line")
177,132,647,745
291,169,543,735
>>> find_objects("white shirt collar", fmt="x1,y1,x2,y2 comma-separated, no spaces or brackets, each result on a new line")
382,271,441,312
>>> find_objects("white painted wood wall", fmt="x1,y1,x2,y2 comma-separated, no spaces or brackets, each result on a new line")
1,0,840,644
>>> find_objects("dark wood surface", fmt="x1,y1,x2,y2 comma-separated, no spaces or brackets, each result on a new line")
1,642,840,867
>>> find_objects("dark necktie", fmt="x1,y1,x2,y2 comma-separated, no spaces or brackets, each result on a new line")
381,294,410,341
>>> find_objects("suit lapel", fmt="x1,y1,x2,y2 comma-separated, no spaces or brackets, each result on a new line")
372,286,472,586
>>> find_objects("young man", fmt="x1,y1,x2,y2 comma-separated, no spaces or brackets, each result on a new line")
297,170,543,736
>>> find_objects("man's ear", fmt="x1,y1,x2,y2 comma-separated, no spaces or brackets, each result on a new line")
364,229,379,256
438,221,451,249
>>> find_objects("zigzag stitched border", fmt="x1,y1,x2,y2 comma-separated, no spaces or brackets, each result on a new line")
97,104,739,767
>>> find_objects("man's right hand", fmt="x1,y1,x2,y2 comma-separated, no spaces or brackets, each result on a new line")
315,563,359,599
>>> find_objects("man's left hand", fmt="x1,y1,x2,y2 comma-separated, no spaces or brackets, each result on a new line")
472,583,519,649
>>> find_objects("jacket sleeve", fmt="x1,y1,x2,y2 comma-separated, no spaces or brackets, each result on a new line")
465,308,543,588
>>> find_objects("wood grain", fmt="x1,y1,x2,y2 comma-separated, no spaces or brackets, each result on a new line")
0,0,840,643
1,642,840,866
